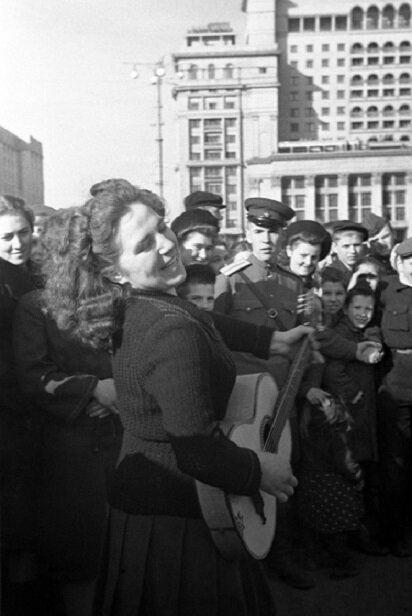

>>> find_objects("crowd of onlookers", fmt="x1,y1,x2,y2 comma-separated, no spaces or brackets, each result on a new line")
0,184,411,615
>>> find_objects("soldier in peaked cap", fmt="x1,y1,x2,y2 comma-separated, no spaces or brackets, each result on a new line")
214,196,316,589
184,190,226,224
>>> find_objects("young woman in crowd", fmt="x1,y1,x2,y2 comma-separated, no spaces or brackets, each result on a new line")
0,195,40,613
13,208,123,616
34,182,299,616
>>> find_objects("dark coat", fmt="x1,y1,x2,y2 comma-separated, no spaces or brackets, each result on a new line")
13,289,122,581
322,316,380,462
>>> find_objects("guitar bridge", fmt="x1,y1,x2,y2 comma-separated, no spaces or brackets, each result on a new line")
252,492,267,525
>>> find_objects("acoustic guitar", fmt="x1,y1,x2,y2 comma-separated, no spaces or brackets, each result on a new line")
196,295,316,561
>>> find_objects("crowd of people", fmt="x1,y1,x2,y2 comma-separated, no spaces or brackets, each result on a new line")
0,183,411,616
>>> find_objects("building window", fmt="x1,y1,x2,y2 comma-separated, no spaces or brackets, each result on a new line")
207,64,215,79
306,44,313,52
337,106,345,114
290,123,299,132
303,17,315,31
188,64,198,79
335,16,347,30
337,43,345,52
290,91,298,101
290,61,298,68
205,150,221,160
383,89,395,96
320,18,332,31
337,75,345,83
225,118,236,128
322,59,329,67
337,90,345,99
321,123,330,131
337,122,346,130
306,91,313,101
400,88,412,96
291,76,299,86
367,89,379,97
223,64,234,79
224,97,236,109
383,173,407,222
282,177,306,219
259,67,267,74
315,176,338,222
204,119,221,128
351,7,364,29
337,59,345,67
188,98,201,110
322,92,330,100
351,122,364,129
189,119,201,129
205,97,219,110
348,174,372,221
321,107,330,115
322,44,330,52
288,18,300,32
290,45,298,53
290,108,299,118
367,121,379,129
204,133,221,144
383,56,395,64
367,57,379,65
306,60,313,68
400,119,411,127
352,58,364,66
306,122,315,131
383,120,395,128
322,76,330,84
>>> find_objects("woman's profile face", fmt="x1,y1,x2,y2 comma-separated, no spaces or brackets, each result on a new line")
0,213,33,265
116,203,186,292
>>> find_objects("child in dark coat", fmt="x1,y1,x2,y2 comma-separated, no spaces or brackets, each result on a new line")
298,395,364,579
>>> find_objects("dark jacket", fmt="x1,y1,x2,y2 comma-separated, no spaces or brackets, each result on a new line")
322,316,380,462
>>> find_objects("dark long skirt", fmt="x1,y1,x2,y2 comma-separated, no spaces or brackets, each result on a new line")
95,508,277,616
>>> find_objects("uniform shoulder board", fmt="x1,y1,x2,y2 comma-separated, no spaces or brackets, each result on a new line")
220,257,251,277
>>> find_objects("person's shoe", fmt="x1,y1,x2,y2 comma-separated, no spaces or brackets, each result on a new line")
271,560,316,589
390,538,411,558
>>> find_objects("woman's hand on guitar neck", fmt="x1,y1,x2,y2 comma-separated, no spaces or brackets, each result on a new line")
269,325,318,357
257,452,298,503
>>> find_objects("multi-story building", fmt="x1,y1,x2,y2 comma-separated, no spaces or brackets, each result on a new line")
0,126,44,207
172,19,279,234
172,1,412,238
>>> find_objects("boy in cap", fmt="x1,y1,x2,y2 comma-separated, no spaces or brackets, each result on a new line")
171,209,219,267
284,220,332,290
362,213,395,275
376,237,412,557
177,263,216,312
184,190,226,225
329,221,369,286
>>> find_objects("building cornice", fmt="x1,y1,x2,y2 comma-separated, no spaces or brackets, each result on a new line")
247,148,412,165
173,47,278,61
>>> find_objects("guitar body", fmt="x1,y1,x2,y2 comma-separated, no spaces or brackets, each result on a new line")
196,373,292,561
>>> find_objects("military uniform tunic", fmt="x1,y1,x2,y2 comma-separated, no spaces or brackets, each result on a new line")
214,254,303,387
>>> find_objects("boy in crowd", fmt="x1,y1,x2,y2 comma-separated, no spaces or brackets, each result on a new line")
320,267,347,327
177,264,216,312
330,221,369,286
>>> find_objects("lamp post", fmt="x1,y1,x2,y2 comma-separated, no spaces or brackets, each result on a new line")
129,60,166,198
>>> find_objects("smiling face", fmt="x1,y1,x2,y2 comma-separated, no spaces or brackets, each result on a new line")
246,221,280,263
287,240,322,278
333,231,364,269
115,203,186,292
179,231,215,266
321,281,346,315
344,293,375,330
0,213,33,265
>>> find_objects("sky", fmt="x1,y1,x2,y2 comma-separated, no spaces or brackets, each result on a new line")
2,0,245,216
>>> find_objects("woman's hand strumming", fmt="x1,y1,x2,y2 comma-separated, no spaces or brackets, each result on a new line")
257,452,298,502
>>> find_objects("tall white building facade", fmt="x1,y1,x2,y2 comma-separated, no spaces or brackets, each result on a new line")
172,1,412,238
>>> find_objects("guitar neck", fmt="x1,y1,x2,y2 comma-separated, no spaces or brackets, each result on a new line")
265,336,312,453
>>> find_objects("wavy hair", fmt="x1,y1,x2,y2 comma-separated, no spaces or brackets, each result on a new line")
0,194,34,229
40,181,165,350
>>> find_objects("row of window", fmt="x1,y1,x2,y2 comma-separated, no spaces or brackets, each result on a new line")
351,54,411,65
188,96,237,111
289,105,411,118
289,41,411,54
350,87,411,97
183,64,270,81
281,172,407,224
288,5,411,33
351,73,411,83
351,121,411,130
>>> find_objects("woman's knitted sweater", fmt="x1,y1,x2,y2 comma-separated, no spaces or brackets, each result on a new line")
110,290,261,518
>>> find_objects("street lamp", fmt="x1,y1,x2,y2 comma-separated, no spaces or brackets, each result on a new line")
128,60,166,198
